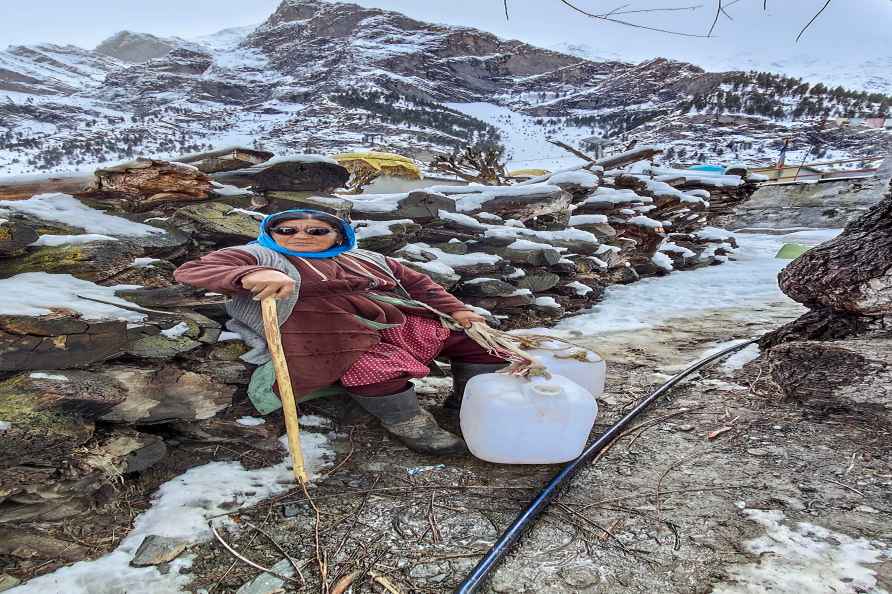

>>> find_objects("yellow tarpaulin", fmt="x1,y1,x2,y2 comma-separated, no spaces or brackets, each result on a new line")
334,151,423,180
508,168,552,178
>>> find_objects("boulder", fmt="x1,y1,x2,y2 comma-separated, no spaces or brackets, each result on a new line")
213,156,349,193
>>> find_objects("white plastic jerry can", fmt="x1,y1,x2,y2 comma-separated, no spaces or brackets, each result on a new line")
460,373,598,464
527,344,606,398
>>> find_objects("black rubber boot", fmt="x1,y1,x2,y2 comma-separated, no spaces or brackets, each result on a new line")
444,361,509,410
350,386,467,455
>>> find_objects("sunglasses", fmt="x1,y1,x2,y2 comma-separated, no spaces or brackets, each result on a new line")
270,226,334,236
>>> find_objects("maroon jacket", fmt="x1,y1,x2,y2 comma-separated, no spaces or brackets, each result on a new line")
174,249,469,394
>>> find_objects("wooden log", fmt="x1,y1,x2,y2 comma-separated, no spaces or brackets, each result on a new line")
778,188,892,316
85,159,213,211
213,157,349,193
0,311,129,371
596,146,663,171
0,220,38,257
0,173,92,201
176,146,274,173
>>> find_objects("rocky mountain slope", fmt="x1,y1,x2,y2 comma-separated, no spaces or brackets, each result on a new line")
1,0,890,175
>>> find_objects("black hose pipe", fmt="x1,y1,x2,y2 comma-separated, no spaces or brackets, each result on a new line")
454,338,758,593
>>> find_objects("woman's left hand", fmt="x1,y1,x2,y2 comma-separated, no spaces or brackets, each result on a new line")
451,310,487,329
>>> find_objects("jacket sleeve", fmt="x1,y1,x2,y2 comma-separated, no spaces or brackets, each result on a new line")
386,257,470,314
173,248,273,295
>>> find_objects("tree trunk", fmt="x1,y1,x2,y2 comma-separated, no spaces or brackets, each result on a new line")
766,337,892,415
777,187,892,316
85,159,213,211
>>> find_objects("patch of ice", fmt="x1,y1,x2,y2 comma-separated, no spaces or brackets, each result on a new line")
0,421,9,431
0,194,165,237
696,226,735,241
721,343,762,372
30,234,118,247
713,508,892,594
28,372,69,381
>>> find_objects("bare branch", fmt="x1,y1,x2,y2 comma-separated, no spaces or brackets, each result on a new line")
557,0,709,37
796,0,832,42
503,0,509,20
707,0,722,36
610,5,702,16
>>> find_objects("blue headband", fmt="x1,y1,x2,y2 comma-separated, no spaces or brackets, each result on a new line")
254,209,356,259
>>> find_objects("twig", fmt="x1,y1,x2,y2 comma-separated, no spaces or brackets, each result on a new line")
370,571,404,594
503,0,509,20
823,478,865,497
796,0,832,42
556,0,708,37
209,521,297,582
427,492,442,544
655,451,702,528
707,0,722,36
320,426,357,481
332,476,380,564
244,521,306,585
556,503,634,555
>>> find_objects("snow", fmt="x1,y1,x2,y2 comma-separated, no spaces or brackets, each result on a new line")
10,431,337,594
660,241,696,258
476,212,502,222
131,257,162,268
438,210,487,230
696,227,736,241
651,252,674,272
0,273,144,321
30,234,118,247
299,414,333,429
548,170,599,188
567,281,594,296
583,187,652,205
0,194,165,237
160,322,190,339
236,416,266,426
450,183,564,213
210,182,252,197
0,421,9,431
398,243,501,268
714,508,891,594
464,277,499,285
628,215,664,229
29,372,70,381
721,343,761,372
550,230,827,336
534,296,561,309
506,268,526,279
354,218,414,239
508,239,563,253
569,214,609,225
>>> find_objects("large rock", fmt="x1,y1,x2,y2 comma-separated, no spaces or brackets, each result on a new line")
0,311,129,371
171,201,259,246
213,156,349,193
0,240,143,283
732,176,890,230
0,220,38,258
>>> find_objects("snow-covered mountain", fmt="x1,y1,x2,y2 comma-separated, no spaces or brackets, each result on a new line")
1,0,889,175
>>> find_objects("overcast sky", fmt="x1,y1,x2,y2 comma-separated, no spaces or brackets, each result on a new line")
4,0,890,68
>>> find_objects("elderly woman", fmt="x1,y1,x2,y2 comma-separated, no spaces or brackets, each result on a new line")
175,208,506,455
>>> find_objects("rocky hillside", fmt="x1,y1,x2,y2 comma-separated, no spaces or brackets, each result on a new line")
1,0,890,174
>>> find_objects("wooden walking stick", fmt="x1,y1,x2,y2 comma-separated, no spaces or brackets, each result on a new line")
260,296,308,484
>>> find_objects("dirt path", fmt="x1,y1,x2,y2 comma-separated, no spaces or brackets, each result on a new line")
179,294,890,593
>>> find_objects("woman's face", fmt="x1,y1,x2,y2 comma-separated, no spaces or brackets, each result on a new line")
269,218,341,252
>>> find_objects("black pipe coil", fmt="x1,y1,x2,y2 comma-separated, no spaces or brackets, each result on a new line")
454,338,758,593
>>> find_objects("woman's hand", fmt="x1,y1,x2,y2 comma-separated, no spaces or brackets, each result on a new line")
451,309,487,329
240,269,296,301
